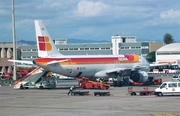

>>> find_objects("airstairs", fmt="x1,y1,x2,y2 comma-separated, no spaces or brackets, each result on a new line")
13,67,56,89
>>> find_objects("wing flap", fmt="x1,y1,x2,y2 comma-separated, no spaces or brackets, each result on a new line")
95,68,132,78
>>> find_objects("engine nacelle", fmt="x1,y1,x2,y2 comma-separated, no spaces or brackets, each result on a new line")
130,71,148,82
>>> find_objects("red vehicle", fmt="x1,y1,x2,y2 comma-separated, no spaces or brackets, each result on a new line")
4,72,12,80
17,70,29,78
76,77,110,89
131,78,162,86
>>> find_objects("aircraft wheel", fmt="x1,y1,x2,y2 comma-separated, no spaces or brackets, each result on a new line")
131,92,136,96
113,81,117,87
24,87,29,89
117,81,122,87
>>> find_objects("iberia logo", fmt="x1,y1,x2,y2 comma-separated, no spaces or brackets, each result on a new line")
38,36,52,51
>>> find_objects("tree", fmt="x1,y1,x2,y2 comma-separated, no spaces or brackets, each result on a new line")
163,33,174,44
146,51,156,63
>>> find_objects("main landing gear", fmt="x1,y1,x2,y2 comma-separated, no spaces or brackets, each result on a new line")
113,76,130,87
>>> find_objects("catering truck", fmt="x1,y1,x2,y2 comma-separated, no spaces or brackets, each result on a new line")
154,81,180,96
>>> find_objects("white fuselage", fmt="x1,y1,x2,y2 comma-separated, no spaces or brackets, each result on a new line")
34,55,150,78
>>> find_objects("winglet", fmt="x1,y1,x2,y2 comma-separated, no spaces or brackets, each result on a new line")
34,20,63,57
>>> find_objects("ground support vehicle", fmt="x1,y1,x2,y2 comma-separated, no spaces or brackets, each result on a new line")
17,70,29,78
4,73,12,80
77,77,110,89
154,81,180,96
130,77,162,86
172,75,180,81
128,87,154,96
0,72,12,80
93,76,161,87
94,91,111,96
0,72,5,79
14,67,56,89
72,91,90,96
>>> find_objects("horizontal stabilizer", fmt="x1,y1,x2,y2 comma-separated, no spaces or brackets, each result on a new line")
8,60,33,65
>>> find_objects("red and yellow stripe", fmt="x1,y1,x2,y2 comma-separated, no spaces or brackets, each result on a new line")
35,54,140,65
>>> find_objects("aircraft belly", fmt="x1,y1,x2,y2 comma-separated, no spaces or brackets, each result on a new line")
39,63,137,78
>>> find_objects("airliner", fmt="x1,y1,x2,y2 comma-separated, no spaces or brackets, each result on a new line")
9,20,150,87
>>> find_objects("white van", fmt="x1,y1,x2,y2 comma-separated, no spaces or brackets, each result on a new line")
154,81,180,96
172,75,180,81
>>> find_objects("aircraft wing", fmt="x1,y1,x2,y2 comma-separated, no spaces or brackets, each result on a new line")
106,68,131,74
95,68,133,78
107,65,146,74
109,69,132,76
107,67,144,75
131,65,148,71
8,60,33,65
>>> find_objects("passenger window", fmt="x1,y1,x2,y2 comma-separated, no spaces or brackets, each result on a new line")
168,83,177,88
178,83,180,87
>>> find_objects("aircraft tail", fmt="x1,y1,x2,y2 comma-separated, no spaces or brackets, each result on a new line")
34,20,63,57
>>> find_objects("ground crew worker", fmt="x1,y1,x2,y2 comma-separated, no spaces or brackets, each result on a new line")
67,85,75,95
99,79,103,89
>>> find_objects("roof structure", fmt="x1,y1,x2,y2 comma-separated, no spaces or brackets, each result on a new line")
157,43,180,52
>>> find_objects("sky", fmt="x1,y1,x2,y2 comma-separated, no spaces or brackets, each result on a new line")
0,0,180,43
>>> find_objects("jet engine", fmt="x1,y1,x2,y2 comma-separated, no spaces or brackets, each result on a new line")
130,71,148,82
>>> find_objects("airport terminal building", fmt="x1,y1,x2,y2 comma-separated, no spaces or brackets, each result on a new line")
20,35,163,60
0,42,14,73
0,35,163,72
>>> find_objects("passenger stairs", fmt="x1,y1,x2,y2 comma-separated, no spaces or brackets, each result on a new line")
13,67,56,89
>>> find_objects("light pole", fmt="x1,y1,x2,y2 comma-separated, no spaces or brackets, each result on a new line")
12,0,17,80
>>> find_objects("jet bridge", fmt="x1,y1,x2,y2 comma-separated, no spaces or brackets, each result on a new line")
13,67,56,89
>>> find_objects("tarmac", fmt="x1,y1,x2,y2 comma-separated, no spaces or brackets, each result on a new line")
0,76,179,116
